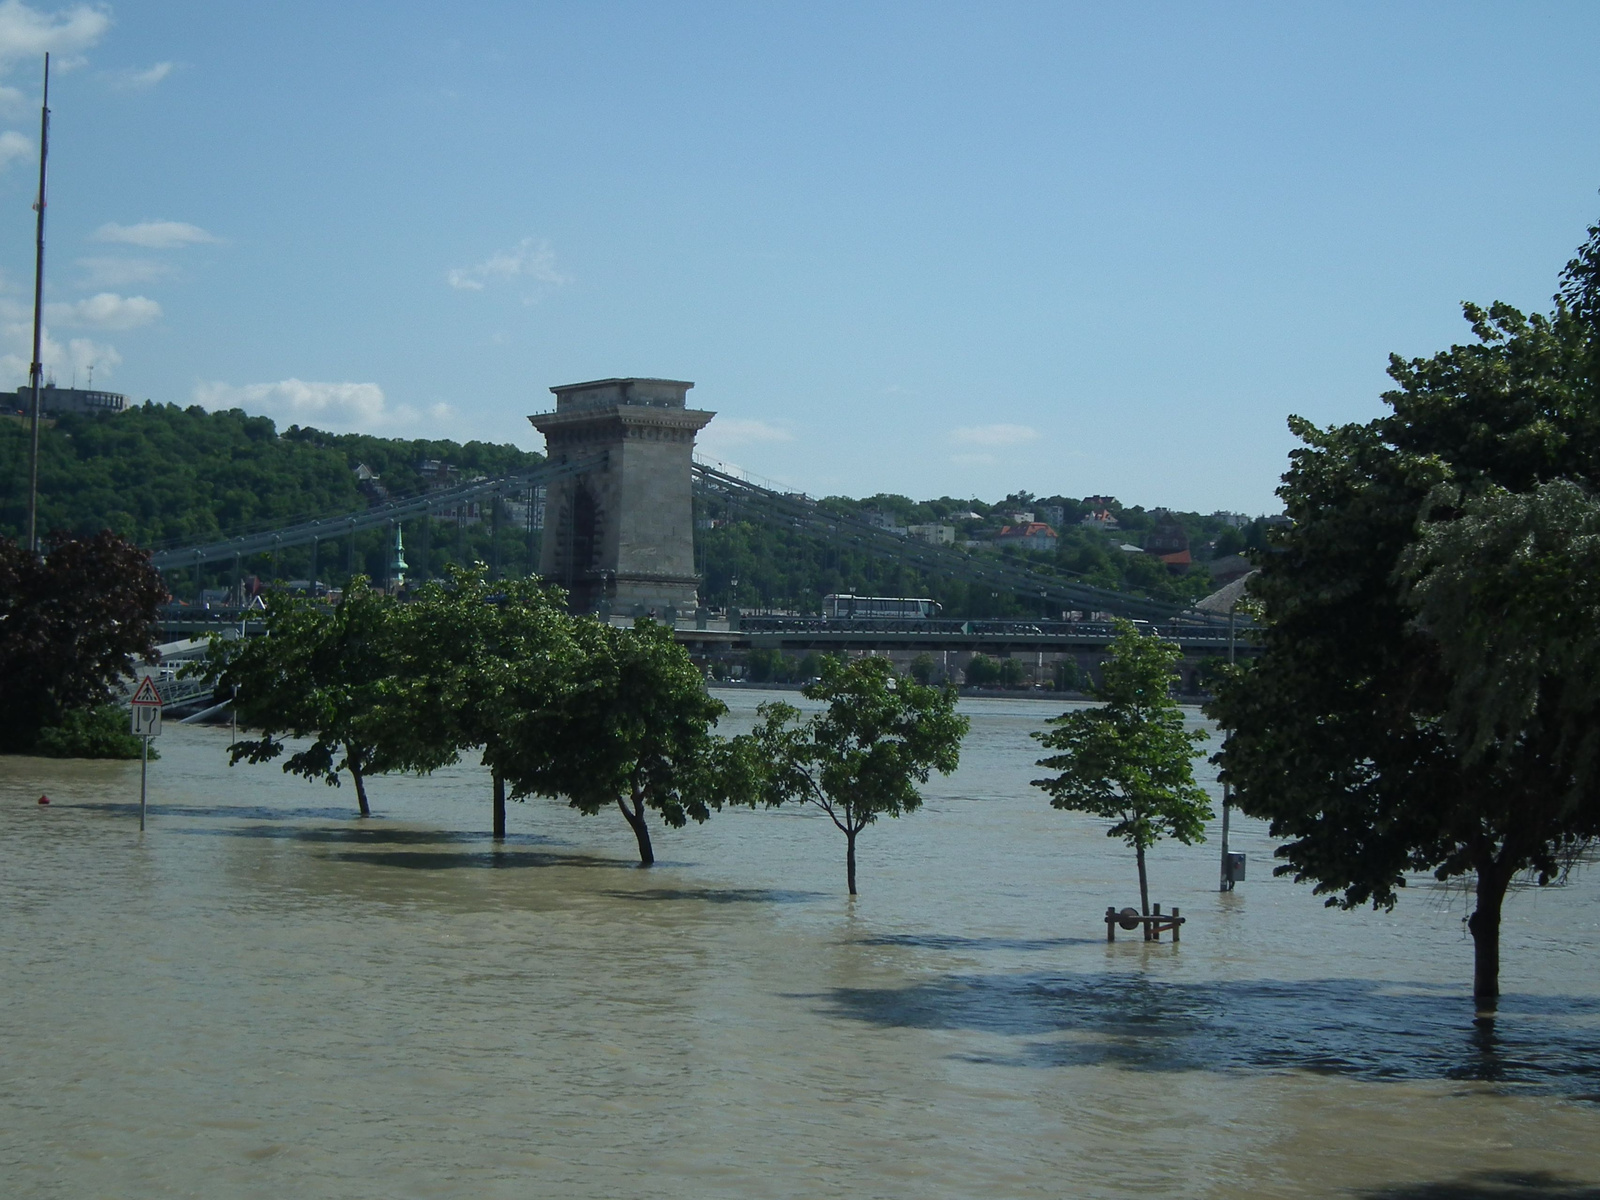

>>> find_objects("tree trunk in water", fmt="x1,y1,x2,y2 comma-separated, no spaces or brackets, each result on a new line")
348,750,371,818
492,771,506,842
617,795,654,865
1469,861,1509,1007
1136,843,1150,917
846,828,858,896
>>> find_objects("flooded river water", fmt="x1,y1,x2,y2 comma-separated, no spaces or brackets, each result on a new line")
3,691,1597,1198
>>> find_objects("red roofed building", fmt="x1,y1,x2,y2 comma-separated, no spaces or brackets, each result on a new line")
996,522,1059,553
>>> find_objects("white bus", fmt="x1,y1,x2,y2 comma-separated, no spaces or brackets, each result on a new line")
821,594,941,621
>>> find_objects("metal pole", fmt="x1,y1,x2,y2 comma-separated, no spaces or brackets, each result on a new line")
1220,605,1237,892
25,54,50,554
140,734,148,832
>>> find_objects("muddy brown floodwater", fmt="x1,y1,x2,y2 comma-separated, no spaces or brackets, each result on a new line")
2,690,1597,1198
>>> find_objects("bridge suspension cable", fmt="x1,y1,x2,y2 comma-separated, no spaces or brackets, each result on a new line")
147,452,606,570
689,461,1212,624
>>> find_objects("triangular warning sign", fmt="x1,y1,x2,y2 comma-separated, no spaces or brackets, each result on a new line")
131,676,162,706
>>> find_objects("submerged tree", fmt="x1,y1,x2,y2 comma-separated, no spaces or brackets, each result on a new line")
507,618,739,864
1032,620,1210,915
201,578,433,815
749,655,968,894
1209,214,1600,1003
397,567,579,838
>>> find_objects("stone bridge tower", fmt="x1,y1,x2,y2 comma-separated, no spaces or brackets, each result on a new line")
529,378,714,617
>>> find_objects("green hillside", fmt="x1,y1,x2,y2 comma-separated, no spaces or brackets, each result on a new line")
0,404,547,583
2,405,1265,612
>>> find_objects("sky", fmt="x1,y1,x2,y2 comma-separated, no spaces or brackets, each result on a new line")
0,1,1596,515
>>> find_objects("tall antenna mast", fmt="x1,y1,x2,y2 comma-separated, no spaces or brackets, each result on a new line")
25,53,50,555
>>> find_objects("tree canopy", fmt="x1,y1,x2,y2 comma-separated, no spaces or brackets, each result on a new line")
201,578,438,815
1208,214,1600,1002
748,656,969,894
504,618,742,864
0,530,166,753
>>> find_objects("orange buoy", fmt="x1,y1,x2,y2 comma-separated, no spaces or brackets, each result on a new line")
37,795,49,805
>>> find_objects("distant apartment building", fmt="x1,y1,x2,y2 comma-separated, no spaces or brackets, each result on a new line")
861,509,906,535
1036,504,1065,529
996,522,1059,553
906,523,955,545
5,385,128,417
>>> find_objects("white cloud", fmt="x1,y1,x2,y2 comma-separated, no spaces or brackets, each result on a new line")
447,237,569,292
0,1,110,69
94,220,219,249
0,127,28,168
0,302,120,388
45,292,160,330
947,423,1040,448
699,417,794,453
74,255,174,287
194,378,449,435
107,61,171,89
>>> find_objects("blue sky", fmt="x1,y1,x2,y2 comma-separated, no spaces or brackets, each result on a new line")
0,2,1596,514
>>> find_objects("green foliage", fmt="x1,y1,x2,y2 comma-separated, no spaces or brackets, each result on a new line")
964,654,1027,688
1404,479,1600,807
698,490,1235,618
748,656,969,893
33,704,154,760
0,530,167,752
392,566,580,829
509,619,742,864
964,654,1001,687
0,404,547,588
1033,621,1210,913
1208,215,1600,999
745,648,829,683
908,653,935,685
1051,658,1081,692
200,579,431,815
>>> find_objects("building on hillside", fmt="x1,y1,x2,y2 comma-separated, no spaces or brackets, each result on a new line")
1008,510,1034,525
5,384,127,417
353,463,391,505
1036,504,1065,528
996,522,1059,553
1144,511,1192,572
907,523,955,545
1211,510,1250,529
861,509,906,535
1080,508,1119,530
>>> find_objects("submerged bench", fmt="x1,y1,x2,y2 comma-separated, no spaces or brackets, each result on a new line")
1104,904,1185,943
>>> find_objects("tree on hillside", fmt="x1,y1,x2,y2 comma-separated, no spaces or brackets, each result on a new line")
505,619,739,864
1032,620,1210,915
201,579,434,815
0,530,166,754
1208,215,1600,1003
748,655,969,894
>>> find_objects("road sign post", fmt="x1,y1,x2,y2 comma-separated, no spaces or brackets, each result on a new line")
129,676,163,831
